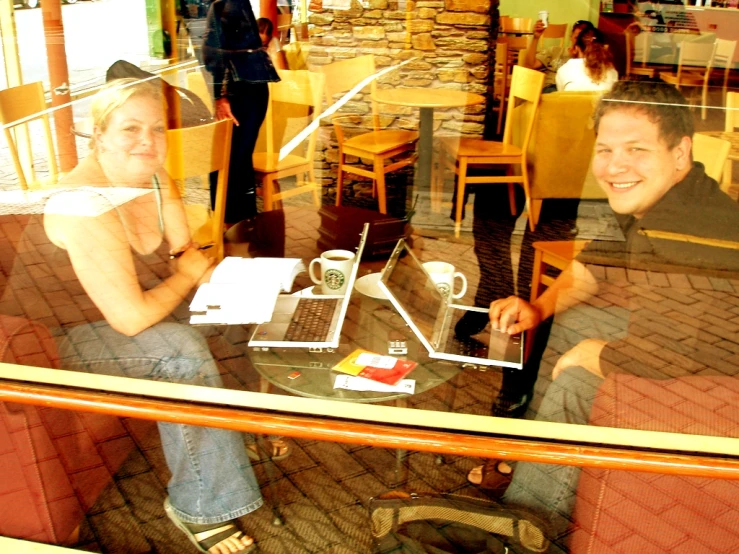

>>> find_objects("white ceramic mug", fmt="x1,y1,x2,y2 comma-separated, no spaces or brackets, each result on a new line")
422,261,467,300
309,249,355,295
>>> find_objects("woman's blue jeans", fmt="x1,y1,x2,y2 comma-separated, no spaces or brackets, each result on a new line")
57,321,263,524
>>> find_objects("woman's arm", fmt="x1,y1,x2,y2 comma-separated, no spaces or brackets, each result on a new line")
45,191,213,336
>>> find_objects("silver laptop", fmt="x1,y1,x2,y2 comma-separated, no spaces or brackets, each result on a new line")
248,223,369,349
378,240,524,369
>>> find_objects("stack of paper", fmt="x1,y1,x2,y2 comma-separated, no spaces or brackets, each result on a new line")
189,257,305,325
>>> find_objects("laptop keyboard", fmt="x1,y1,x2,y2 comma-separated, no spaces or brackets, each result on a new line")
445,333,488,359
284,298,340,341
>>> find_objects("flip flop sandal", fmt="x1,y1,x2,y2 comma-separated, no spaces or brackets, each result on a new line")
164,498,255,554
467,459,513,496
246,437,291,462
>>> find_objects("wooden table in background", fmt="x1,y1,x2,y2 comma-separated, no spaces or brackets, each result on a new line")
372,88,485,191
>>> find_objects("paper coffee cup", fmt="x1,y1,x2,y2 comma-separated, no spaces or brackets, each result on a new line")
538,10,549,27
310,249,355,295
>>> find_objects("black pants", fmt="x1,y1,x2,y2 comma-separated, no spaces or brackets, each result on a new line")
469,187,580,400
210,81,269,224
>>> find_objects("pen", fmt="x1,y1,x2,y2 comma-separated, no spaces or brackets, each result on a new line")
169,244,214,260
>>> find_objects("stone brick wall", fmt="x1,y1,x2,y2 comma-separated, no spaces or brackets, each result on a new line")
304,0,499,203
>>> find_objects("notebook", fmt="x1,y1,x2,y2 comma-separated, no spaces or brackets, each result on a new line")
377,240,524,369
248,223,369,349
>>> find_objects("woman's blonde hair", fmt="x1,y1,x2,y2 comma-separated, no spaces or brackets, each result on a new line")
90,78,165,149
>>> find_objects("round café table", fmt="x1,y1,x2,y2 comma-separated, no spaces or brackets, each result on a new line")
372,88,485,190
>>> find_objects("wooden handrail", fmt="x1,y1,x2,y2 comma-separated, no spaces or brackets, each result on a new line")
2,379,739,480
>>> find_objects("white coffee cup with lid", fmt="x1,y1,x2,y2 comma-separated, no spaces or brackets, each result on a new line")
422,261,467,300
538,10,549,27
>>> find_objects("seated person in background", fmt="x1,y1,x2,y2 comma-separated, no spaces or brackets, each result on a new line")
3,79,281,554
258,17,288,70
555,28,618,92
486,81,739,545
524,19,596,93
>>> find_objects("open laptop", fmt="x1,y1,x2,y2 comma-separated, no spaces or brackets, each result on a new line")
248,223,369,349
377,239,524,369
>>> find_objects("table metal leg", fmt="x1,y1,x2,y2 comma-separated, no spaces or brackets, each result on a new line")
415,107,435,190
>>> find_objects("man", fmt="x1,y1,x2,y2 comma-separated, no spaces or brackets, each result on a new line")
488,81,739,548
524,19,597,93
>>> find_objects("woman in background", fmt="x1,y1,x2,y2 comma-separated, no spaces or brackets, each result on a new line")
556,28,618,92
258,17,288,70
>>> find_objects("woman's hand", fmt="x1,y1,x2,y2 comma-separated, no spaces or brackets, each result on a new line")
215,97,239,126
176,244,216,284
552,338,607,380
532,20,546,40
489,296,542,335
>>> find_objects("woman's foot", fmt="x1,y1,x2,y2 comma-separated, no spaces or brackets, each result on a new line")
164,498,255,554
246,437,291,461
467,459,513,496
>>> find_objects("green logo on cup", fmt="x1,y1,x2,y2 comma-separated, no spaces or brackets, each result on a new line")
325,269,345,290
437,283,451,298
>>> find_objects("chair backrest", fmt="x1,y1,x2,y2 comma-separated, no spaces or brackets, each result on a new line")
185,70,213,115
726,91,739,133
540,23,567,50
624,27,651,75
676,40,716,84
713,39,737,89
164,118,233,261
494,41,510,100
260,69,325,162
693,133,731,184
0,82,58,190
502,65,545,150
319,54,380,131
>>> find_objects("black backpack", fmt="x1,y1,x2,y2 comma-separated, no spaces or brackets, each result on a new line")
106,60,213,129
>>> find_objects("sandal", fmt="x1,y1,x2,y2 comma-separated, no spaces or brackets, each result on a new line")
467,459,513,496
164,498,255,554
246,437,291,462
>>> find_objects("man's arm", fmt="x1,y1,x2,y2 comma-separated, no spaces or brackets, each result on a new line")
489,259,599,335
523,20,546,71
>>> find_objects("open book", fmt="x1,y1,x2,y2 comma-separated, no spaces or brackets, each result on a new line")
190,257,306,325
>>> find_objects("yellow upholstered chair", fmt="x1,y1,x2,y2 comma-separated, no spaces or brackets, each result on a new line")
438,66,545,236
165,118,233,261
319,55,418,214
253,69,325,211
659,40,716,120
0,81,59,190
693,133,731,184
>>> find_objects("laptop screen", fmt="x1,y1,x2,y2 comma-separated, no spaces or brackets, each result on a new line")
381,241,446,347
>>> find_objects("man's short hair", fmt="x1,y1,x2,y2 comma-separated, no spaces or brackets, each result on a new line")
593,81,694,149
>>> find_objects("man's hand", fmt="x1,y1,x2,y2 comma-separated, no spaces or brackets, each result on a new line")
552,338,607,380
489,296,542,335
215,97,240,126
532,20,546,40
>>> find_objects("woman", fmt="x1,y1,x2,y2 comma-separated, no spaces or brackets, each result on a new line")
203,0,280,225
12,79,264,554
258,17,288,70
555,28,618,92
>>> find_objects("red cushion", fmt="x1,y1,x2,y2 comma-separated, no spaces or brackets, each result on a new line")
570,374,739,553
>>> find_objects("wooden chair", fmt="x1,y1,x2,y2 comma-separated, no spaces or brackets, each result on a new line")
692,133,731,184
438,66,545,237
710,38,737,105
164,118,233,261
540,23,567,50
253,69,325,211
624,27,673,79
498,35,530,69
0,81,59,190
659,40,716,120
530,240,590,302
276,13,292,43
319,55,418,214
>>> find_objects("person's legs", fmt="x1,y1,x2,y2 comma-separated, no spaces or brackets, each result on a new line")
57,322,262,524
502,366,603,546
211,82,270,224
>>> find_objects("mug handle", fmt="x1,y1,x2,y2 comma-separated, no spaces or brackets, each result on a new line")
309,258,322,285
452,272,467,299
